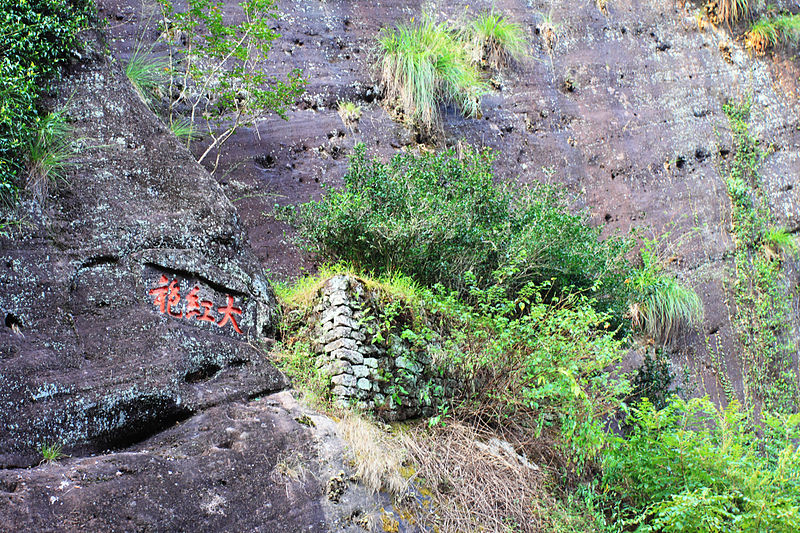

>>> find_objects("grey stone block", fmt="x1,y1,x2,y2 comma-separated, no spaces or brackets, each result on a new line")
363,357,378,368
352,365,370,378
325,337,358,353
331,374,356,388
333,315,360,329
357,378,372,390
333,348,363,365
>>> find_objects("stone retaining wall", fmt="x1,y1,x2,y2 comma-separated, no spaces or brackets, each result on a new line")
310,275,459,421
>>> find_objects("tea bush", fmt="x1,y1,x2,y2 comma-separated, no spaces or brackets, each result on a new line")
283,144,630,314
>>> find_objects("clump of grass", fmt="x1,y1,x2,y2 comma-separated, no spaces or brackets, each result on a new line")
763,227,798,257
39,442,65,464
125,44,168,105
24,110,74,204
746,14,800,55
337,100,362,128
168,117,199,141
377,18,485,131
337,413,408,496
628,240,703,344
718,0,751,25
464,11,527,69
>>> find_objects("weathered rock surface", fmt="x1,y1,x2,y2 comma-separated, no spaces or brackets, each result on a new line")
0,49,402,532
0,52,288,467
0,391,397,532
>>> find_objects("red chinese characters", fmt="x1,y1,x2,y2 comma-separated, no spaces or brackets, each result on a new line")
148,276,244,334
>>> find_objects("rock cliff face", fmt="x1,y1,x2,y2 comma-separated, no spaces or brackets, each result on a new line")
141,0,797,405
2,0,800,529
0,50,393,532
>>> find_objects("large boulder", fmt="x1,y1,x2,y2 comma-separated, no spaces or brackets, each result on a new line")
0,53,286,468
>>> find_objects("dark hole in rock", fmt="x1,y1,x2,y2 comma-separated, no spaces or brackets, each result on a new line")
185,362,222,383
695,148,710,162
621,27,627,34
783,184,793,191
604,213,613,222
656,42,671,52
719,148,731,158
708,326,719,335
5,313,22,331
0,480,18,493
254,154,276,168
87,393,193,452
675,156,686,169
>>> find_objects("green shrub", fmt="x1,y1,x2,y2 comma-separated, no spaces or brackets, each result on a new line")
377,18,485,131
604,397,800,532
282,144,630,311
0,0,94,201
464,11,528,69
628,239,703,343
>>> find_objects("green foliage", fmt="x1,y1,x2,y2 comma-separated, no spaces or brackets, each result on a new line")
0,0,94,200
155,0,305,168
464,11,528,69
24,109,74,203
377,18,485,131
746,14,800,54
628,239,703,343
604,397,800,532
723,100,799,413
458,272,632,468
39,442,65,463
124,44,168,105
629,348,675,410
764,227,799,257
282,144,630,314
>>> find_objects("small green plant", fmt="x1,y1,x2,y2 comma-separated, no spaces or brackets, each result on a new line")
24,110,75,204
464,11,527,69
39,442,65,463
168,117,199,141
627,239,703,344
155,0,305,170
376,18,485,132
337,100,362,128
746,14,800,54
763,227,798,257
628,348,675,410
124,44,168,105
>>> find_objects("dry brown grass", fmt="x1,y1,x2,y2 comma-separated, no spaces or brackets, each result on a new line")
403,422,553,533
337,413,409,496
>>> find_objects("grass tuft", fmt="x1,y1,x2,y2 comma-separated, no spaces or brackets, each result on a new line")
628,240,703,343
337,100,362,128
125,45,168,105
763,227,798,257
24,110,74,204
718,0,751,25
168,117,199,141
39,442,65,464
377,18,485,131
464,11,527,69
746,14,800,55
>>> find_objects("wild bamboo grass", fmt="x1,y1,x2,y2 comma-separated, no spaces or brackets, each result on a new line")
465,11,527,68
377,18,485,130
